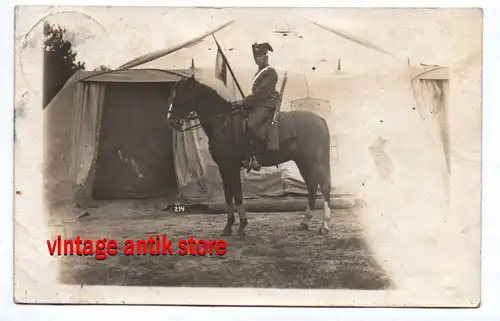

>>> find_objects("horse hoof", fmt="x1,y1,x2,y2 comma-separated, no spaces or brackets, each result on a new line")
221,229,232,237
298,223,309,230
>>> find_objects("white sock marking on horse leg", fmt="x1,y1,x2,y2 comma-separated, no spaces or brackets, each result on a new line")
236,204,247,221
322,201,332,230
301,204,314,225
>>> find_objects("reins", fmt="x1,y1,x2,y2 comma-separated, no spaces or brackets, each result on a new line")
170,78,244,132
175,102,243,132
177,113,203,132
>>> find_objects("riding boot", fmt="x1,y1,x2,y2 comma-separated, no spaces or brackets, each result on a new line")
251,138,263,171
250,156,262,171
243,141,262,172
241,145,255,172
241,157,252,171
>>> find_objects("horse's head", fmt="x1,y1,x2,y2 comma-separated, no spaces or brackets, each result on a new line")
167,75,198,131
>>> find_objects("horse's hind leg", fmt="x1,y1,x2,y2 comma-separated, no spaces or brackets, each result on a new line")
316,161,332,235
295,159,318,230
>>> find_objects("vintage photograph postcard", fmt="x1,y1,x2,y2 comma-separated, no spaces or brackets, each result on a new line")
13,6,482,307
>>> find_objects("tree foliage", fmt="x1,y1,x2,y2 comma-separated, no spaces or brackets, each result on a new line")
42,21,86,108
94,65,112,72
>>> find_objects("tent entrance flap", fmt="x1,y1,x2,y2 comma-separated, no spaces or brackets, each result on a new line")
91,82,177,200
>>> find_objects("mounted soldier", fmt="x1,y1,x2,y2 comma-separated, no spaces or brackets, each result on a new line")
232,42,280,171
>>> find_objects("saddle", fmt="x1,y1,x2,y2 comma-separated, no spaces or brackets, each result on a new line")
246,107,280,152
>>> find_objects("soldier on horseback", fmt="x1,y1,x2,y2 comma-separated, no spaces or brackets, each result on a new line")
232,42,280,171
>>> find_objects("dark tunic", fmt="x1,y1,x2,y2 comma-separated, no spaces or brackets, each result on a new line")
241,65,279,108
241,65,279,140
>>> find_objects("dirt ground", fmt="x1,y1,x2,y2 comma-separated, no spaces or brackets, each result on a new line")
52,200,392,290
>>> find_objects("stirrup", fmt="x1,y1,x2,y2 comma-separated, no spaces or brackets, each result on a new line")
251,156,261,171
243,156,261,173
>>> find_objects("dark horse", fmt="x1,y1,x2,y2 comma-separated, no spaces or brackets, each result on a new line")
167,74,333,239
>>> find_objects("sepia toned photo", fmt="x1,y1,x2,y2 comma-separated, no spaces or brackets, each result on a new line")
14,6,482,307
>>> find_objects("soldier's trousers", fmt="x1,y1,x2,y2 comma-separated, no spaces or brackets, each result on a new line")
246,107,275,141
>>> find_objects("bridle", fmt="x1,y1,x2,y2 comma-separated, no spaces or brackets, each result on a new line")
167,81,203,132
168,80,242,133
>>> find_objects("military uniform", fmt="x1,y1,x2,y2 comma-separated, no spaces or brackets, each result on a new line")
236,42,280,171
236,42,279,143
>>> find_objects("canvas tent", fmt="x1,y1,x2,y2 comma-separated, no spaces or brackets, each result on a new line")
43,65,350,207
44,68,193,206
124,19,451,205
42,65,341,206
43,18,451,209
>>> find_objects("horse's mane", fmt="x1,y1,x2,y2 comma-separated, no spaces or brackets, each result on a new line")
193,74,236,103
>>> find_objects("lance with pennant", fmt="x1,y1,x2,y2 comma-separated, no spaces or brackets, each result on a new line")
212,35,245,99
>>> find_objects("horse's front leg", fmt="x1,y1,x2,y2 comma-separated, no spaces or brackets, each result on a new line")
219,167,235,237
232,167,248,240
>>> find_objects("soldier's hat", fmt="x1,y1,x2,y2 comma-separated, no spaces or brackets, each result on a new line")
252,42,273,57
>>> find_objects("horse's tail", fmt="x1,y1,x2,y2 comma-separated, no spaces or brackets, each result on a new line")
322,116,331,164
316,116,332,202
320,116,330,146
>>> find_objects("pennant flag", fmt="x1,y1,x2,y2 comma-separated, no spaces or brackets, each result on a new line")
215,46,228,86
